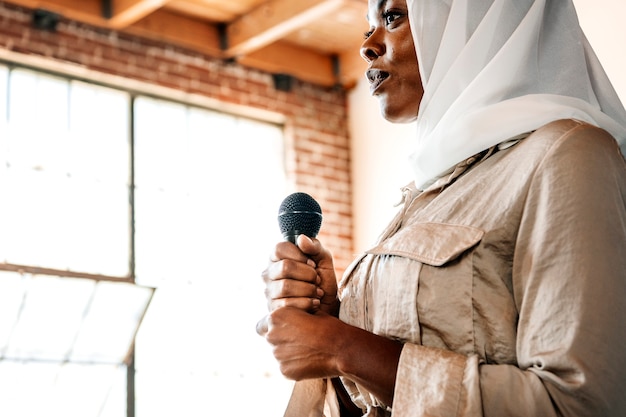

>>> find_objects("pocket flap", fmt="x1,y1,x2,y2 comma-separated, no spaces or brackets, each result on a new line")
365,222,484,266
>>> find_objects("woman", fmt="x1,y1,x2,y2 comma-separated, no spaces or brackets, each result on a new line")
257,0,626,416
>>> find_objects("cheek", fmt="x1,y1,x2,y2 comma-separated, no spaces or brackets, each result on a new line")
390,45,422,91
398,81,423,121
397,72,423,108
401,61,424,109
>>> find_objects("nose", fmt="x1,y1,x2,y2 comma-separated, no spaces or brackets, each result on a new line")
360,29,385,63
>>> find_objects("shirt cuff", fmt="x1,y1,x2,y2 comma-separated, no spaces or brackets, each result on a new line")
393,344,481,417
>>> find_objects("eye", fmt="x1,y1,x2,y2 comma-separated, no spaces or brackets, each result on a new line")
383,10,404,27
364,8,405,39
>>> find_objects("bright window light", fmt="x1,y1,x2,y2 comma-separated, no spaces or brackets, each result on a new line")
0,65,151,417
0,63,294,417
0,361,127,417
0,271,152,364
0,69,130,276
133,96,293,417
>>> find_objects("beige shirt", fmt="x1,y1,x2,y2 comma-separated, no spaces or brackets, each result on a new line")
284,119,626,417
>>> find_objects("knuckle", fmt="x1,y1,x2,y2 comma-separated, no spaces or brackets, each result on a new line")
261,267,270,283
270,299,287,311
279,278,295,294
278,259,296,277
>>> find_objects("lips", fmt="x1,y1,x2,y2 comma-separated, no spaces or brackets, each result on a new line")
366,69,389,94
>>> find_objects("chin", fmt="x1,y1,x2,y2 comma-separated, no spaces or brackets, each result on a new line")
378,100,418,124
381,109,418,124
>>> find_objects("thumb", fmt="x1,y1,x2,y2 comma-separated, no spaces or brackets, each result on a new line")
297,234,334,267
296,234,323,258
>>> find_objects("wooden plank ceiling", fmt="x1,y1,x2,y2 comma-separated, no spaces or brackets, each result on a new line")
5,0,370,88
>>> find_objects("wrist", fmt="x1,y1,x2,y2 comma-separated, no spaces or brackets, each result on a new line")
322,297,340,317
333,323,365,377
332,325,404,406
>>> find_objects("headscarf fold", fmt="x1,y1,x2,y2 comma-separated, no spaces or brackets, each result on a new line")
407,0,626,189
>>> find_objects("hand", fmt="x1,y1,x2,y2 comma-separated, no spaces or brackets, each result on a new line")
256,239,402,407
294,234,339,315
261,235,339,312
260,305,404,407
262,306,345,380
256,234,339,336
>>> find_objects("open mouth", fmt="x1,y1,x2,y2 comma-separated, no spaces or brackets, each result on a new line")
366,69,389,93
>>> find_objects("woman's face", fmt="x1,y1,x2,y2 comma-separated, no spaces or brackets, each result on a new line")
361,0,423,123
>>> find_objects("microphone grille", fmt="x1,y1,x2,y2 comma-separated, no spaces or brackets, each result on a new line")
278,192,322,239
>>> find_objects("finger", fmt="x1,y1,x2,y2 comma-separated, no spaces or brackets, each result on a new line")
266,277,322,300
256,316,268,336
296,235,333,269
264,258,318,284
270,240,310,263
268,297,321,312
296,234,318,256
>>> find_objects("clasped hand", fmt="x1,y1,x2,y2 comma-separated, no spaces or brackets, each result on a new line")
256,234,343,380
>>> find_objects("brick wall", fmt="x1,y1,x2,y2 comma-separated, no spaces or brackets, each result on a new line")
0,1,354,274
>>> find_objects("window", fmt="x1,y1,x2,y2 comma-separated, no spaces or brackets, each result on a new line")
0,68,130,273
133,96,293,416
0,63,292,416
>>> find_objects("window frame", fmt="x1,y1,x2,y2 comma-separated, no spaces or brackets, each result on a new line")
0,57,290,417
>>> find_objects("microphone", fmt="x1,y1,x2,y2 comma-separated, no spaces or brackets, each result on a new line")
277,192,323,244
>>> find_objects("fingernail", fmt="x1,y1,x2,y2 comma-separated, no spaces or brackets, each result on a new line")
312,298,321,306
317,288,324,297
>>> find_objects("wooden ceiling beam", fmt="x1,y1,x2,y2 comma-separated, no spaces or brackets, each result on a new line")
4,0,107,26
106,0,172,29
123,9,340,86
162,0,235,22
224,0,345,58
124,8,223,56
2,0,361,87
238,41,337,87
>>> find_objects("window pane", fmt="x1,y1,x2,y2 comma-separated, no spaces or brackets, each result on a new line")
0,270,153,365
1,273,95,361
0,361,126,417
0,69,130,276
134,96,293,416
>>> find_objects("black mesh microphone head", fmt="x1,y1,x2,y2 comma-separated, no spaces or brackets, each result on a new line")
278,192,322,243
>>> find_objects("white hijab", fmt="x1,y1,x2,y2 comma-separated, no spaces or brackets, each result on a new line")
407,0,626,189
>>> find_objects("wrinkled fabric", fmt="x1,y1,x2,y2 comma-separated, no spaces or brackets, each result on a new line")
334,119,626,416
283,119,626,416
407,0,626,189
284,379,340,417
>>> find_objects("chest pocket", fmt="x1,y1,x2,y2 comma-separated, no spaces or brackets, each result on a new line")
366,222,484,265
350,222,483,353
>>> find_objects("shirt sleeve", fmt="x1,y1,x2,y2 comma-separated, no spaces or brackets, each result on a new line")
392,124,626,417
